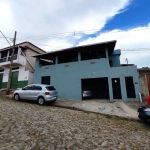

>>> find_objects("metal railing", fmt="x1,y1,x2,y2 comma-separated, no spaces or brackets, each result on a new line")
0,54,17,63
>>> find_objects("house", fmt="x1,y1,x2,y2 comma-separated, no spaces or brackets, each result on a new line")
138,68,150,100
0,42,46,89
33,40,140,102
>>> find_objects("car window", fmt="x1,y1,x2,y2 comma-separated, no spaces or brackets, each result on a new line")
33,85,42,91
24,85,33,90
46,86,56,91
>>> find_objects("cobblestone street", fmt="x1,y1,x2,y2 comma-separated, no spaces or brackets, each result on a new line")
0,97,150,150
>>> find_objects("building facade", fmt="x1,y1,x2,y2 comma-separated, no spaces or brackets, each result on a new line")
0,42,45,89
33,40,140,102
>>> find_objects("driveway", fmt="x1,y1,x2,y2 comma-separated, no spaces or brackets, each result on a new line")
53,99,139,119
0,97,150,150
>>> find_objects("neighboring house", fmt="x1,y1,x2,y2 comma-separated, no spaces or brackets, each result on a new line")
0,42,46,89
138,68,150,100
33,40,140,102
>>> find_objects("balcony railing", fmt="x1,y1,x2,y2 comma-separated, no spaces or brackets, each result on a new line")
8,55,17,61
0,55,17,63
0,57,7,63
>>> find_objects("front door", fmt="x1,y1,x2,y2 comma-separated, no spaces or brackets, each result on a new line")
11,71,19,89
112,78,122,99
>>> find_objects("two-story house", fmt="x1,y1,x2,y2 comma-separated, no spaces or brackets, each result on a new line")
0,42,46,89
33,40,140,102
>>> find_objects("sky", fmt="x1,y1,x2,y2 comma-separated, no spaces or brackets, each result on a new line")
0,0,150,68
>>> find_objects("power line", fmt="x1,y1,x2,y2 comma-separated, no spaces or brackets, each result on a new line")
0,31,12,46
1,26,150,41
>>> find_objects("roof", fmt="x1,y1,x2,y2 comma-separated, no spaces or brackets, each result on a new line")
33,40,116,59
0,41,46,54
138,68,150,73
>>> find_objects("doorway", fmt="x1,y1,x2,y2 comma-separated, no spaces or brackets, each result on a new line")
41,76,50,85
125,77,136,98
112,78,122,99
81,77,109,100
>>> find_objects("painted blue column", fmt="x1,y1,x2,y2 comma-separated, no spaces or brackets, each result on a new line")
108,77,113,102
55,55,58,64
120,76,127,101
133,73,140,101
105,48,108,58
78,52,81,61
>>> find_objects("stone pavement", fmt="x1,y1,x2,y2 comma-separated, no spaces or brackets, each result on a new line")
0,97,150,150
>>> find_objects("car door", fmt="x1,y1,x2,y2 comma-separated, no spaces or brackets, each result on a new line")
21,85,34,100
31,85,42,100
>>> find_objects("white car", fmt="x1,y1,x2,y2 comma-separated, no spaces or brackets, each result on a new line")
13,84,58,105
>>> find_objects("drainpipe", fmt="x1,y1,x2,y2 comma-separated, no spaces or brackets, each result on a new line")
139,93,142,102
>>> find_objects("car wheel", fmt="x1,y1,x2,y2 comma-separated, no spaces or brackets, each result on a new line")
14,94,20,101
37,97,45,105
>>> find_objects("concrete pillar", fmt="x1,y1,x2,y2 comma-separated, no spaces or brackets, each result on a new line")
120,76,127,101
18,47,21,55
108,77,113,102
55,55,58,64
105,47,108,59
78,52,81,61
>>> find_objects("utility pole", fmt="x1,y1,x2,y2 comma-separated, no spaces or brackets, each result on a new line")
6,31,17,95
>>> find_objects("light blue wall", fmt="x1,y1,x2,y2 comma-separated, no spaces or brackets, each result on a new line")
34,52,140,102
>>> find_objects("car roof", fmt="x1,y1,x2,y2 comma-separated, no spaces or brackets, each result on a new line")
27,84,54,87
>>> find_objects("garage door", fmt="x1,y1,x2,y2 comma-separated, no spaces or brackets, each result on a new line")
10,71,19,89
81,77,109,100
0,74,3,89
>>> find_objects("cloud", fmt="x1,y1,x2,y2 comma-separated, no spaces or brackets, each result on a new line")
0,1,14,33
0,0,130,36
78,24,150,68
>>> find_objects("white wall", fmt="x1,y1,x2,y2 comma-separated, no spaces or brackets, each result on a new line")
2,66,30,82
28,72,34,84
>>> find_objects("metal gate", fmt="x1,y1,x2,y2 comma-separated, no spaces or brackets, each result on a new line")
10,71,19,89
0,74,3,89
146,74,150,95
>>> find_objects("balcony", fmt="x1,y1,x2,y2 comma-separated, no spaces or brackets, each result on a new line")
0,54,26,68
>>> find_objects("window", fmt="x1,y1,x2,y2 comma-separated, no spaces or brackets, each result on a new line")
0,70,4,72
42,76,50,85
33,85,42,91
81,50,106,61
24,85,33,90
39,57,55,66
12,67,19,70
46,86,56,91
58,52,78,64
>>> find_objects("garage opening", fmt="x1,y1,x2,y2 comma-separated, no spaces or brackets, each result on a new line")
81,77,109,100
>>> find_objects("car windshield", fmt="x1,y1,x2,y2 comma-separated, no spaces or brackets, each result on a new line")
46,86,56,91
